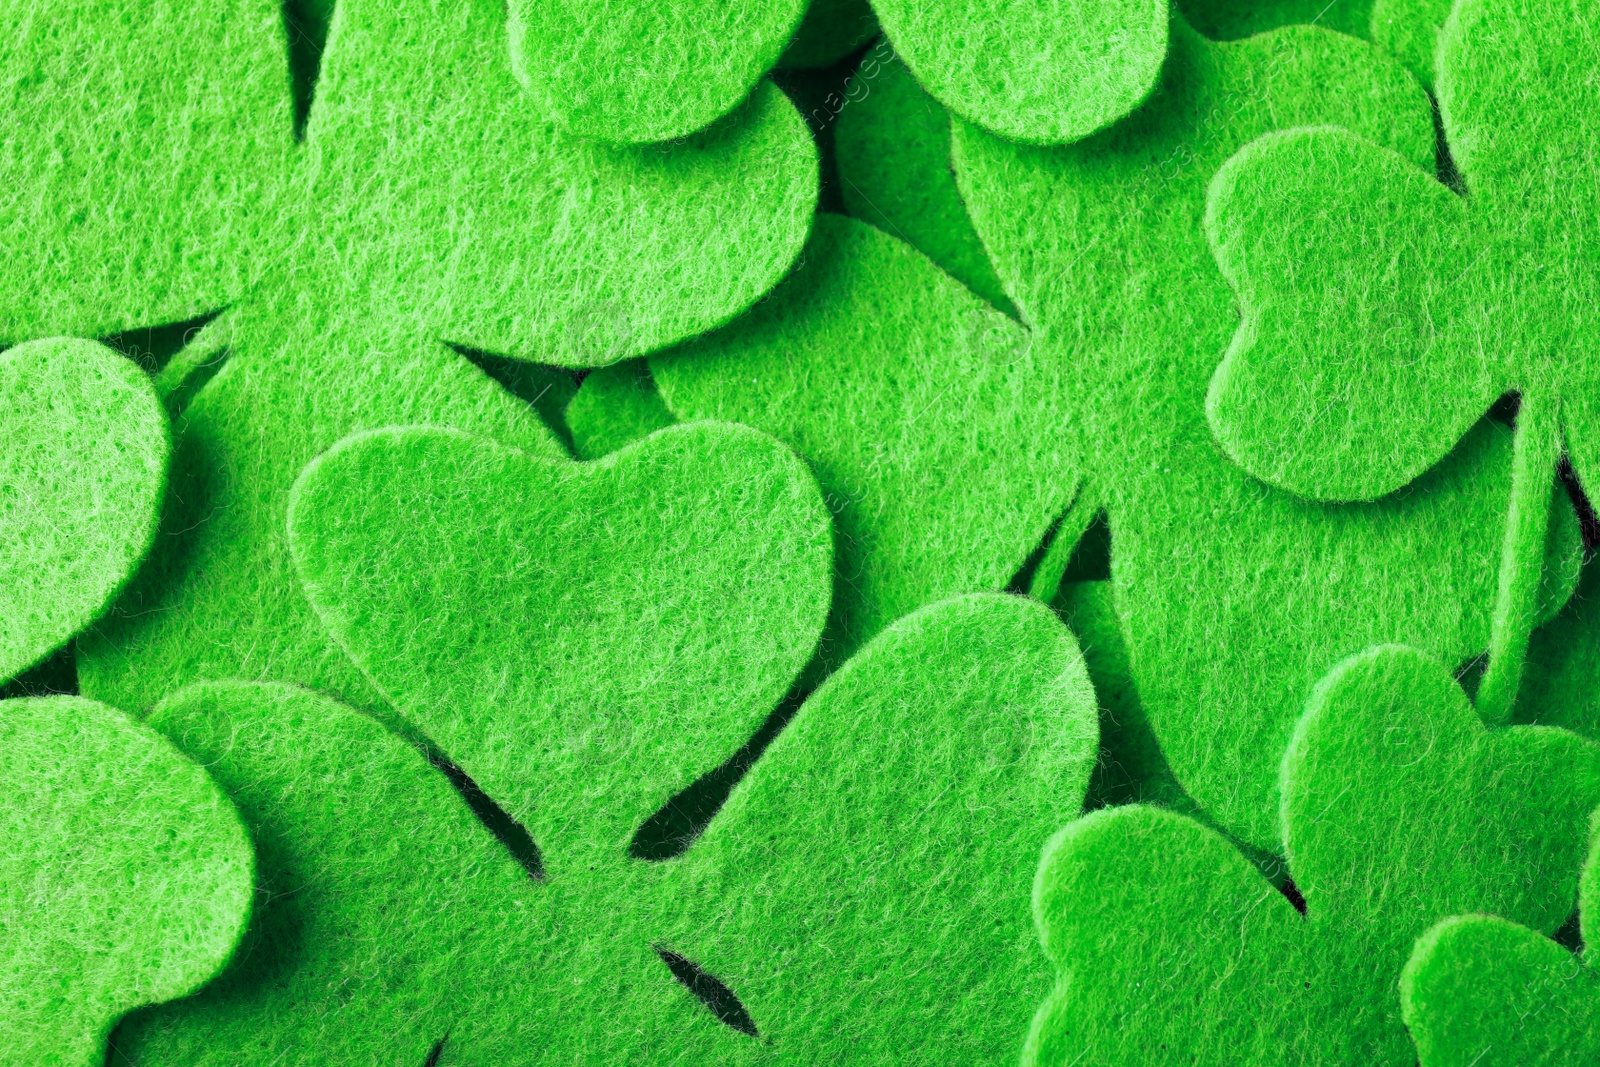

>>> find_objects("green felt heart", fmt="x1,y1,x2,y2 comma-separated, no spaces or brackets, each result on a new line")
872,0,1168,144
287,420,832,859
0,338,167,684
76,0,818,718
0,0,294,342
947,13,1584,848
1401,823,1600,1067
653,214,1076,665
507,0,807,144
1026,644,1600,1065
2,695,252,1065
1205,0,1600,502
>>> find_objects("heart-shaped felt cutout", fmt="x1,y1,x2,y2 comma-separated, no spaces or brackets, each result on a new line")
0,338,167,683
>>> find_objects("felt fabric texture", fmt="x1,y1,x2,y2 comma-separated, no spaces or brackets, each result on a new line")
0,0,294,342
871,0,1168,144
778,0,879,69
832,53,1017,313
565,361,678,460
2,695,252,1066
1400,820,1600,1067
75,0,818,716
662,592,1099,1064
952,13,1584,848
0,338,167,684
507,0,807,144
1025,644,1600,1066
653,214,1075,666
1521,563,1600,739
286,421,832,862
1204,0,1600,503
1177,0,1374,39
1370,0,1453,87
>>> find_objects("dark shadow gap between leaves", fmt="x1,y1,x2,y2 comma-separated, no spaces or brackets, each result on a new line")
423,1035,447,1067
282,0,329,140
424,748,545,881
654,948,759,1037
450,343,581,455
101,309,222,375
0,641,78,700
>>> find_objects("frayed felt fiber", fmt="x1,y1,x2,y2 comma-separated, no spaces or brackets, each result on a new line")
1026,644,1600,1066
565,361,678,460
653,214,1076,666
949,12,1583,849
1401,814,1600,1067
72,0,818,718
507,0,807,144
285,420,832,861
0,338,167,685
1,696,252,1066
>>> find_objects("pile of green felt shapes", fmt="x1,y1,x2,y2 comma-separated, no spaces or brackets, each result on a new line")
7,0,1600,1063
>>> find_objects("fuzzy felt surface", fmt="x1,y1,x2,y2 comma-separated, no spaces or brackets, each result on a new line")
659,592,1099,1064
0,0,294,342
952,13,1583,848
506,0,806,144
0,339,167,684
1205,0,1600,501
286,421,832,860
653,215,1075,665
1026,644,1600,1065
778,0,879,69
76,0,818,716
1,695,252,1066
1522,563,1600,738
1370,0,1453,86
565,361,678,459
833,53,1016,313
1401,807,1600,1067
872,0,1168,144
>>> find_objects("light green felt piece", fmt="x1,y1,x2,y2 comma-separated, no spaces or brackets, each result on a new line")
1370,0,1452,87
656,592,1098,1063
0,339,167,684
952,14,1583,847
653,214,1076,665
507,0,807,144
287,420,832,861
872,0,1168,144
565,361,678,460
1401,817,1600,1067
1,695,252,1066
778,0,879,69
833,53,1016,313
1026,644,1600,1066
0,0,294,342
1205,0,1600,503
1177,0,1375,39
75,0,818,716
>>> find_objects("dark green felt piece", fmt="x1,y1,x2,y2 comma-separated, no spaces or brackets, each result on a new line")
565,361,678,460
1177,0,1374,39
778,0,879,69
77,0,818,716
871,0,1168,144
1521,562,1600,739
0,0,294,342
111,682,728,1065
1205,0,1600,502
0,339,168,684
286,421,832,861
663,592,1099,1064
1401,819,1600,1067
653,214,1075,666
2,695,252,1065
1370,0,1453,87
507,0,806,144
833,53,1016,313
1026,644,1600,1065
952,13,1583,847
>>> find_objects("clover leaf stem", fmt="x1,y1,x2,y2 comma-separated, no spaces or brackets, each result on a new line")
1476,392,1562,725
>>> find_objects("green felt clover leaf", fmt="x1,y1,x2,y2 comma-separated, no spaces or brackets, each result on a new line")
1206,0,1600,502
0,0,295,342
1,695,252,1065
1026,644,1600,1066
0,338,167,684
286,420,832,862
71,0,817,717
1400,815,1600,1067
949,12,1584,849
652,214,1077,666
506,0,807,144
